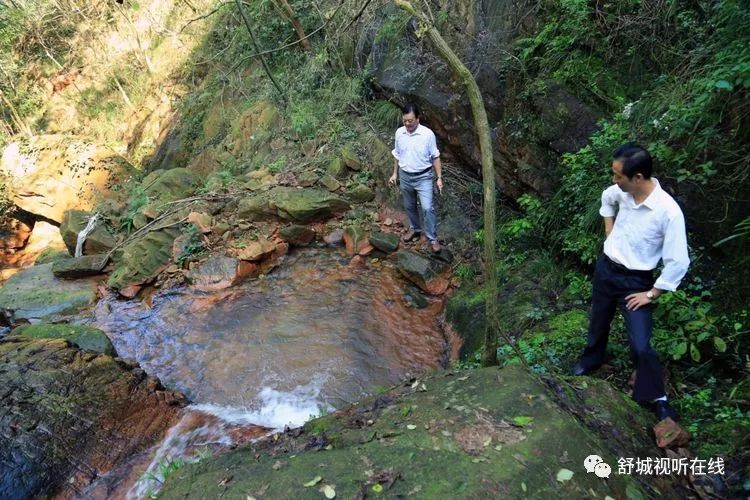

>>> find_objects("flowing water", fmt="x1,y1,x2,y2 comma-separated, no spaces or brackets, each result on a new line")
82,247,453,498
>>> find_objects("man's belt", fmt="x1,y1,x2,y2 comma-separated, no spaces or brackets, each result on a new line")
400,166,433,176
604,254,654,277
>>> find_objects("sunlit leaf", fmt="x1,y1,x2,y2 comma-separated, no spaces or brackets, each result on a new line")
556,468,574,482
303,476,322,487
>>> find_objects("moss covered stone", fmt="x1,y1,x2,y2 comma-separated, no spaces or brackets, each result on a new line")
326,157,348,179
0,264,97,322
11,324,116,356
143,167,201,207
341,144,362,171
346,184,375,204
107,229,179,290
161,366,685,498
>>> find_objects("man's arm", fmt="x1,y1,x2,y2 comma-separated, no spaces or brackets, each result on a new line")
389,158,399,186
604,216,614,236
433,157,443,193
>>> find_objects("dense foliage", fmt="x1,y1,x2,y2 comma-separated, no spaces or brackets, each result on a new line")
493,0,750,461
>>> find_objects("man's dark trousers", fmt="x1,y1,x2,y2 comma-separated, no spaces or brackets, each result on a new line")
578,255,665,402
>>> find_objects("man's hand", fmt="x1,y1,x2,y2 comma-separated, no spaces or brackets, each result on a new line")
436,177,443,194
389,173,397,186
625,291,652,311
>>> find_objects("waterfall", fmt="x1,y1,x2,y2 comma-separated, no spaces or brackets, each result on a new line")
75,213,100,258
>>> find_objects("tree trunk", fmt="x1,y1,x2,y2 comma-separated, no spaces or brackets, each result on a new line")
272,0,311,51
395,0,499,366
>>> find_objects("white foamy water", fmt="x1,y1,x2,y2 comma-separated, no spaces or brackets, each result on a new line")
128,383,332,499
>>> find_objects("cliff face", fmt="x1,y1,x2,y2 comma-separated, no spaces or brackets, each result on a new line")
356,0,600,200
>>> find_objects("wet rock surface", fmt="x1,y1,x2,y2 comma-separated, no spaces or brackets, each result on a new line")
160,366,689,499
107,228,180,291
51,253,109,278
0,263,98,323
395,250,451,295
0,337,184,499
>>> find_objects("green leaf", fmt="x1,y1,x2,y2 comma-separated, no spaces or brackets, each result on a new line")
556,468,574,482
303,476,322,487
673,342,688,359
714,337,727,352
322,485,336,499
714,80,734,90
372,484,383,493
512,416,534,426
690,343,701,362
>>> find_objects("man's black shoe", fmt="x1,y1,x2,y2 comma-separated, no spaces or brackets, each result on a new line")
655,400,678,421
572,362,593,376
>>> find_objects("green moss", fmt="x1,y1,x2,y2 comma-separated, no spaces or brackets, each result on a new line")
11,324,115,356
161,367,672,499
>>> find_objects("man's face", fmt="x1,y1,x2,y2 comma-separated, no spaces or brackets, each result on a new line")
402,112,419,133
611,160,638,192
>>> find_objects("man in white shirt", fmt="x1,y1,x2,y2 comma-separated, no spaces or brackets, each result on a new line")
389,103,444,253
572,143,690,422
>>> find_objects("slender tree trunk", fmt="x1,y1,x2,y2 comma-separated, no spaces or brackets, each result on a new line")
272,0,311,51
395,0,499,366
235,0,286,102
0,90,33,137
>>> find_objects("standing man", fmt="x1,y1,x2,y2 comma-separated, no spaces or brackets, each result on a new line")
572,143,690,421
389,103,444,253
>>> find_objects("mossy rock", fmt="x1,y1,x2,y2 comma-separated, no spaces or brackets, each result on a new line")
446,286,486,359
273,188,349,222
396,250,450,294
326,157,348,179
51,254,108,279
346,184,375,204
161,366,685,498
369,231,399,253
34,248,71,266
59,209,117,256
0,264,97,323
279,225,316,246
143,167,201,207
107,229,179,290
11,324,116,356
341,144,362,171
319,174,342,192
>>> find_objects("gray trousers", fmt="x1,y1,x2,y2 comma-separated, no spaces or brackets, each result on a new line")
399,169,438,242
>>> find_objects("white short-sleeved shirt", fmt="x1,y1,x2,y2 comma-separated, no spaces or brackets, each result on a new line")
392,124,440,173
600,178,690,291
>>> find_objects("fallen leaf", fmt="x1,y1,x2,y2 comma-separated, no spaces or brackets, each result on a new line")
304,476,323,487
483,437,492,447
556,468,574,482
457,376,469,381
372,484,383,493
272,460,283,470
322,484,336,498
406,424,417,430
512,416,534,427
521,482,527,492
217,475,233,487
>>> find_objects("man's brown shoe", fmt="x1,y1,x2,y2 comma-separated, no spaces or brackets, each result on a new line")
431,241,441,253
402,230,420,242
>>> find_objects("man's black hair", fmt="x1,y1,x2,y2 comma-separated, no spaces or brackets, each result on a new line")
402,103,421,118
613,143,653,179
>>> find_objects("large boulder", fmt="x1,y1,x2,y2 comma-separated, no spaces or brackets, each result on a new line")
51,254,108,278
187,254,265,292
10,323,116,356
0,337,184,498
161,366,688,498
0,263,97,323
143,167,201,210
59,209,117,255
238,187,350,223
0,135,133,223
107,228,180,292
395,250,451,295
